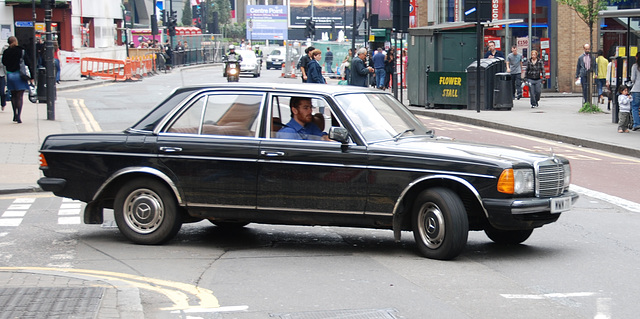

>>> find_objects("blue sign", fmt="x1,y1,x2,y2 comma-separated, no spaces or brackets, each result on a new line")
15,21,34,27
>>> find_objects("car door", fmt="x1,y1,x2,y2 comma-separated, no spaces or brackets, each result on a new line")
157,91,264,211
257,93,369,215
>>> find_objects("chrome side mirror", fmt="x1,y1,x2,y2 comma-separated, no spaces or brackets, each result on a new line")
329,127,349,144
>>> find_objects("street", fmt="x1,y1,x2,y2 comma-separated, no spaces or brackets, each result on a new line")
1,65,639,318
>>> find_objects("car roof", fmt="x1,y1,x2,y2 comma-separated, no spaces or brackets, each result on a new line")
175,82,382,96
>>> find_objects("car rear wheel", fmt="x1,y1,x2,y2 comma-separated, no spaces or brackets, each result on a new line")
412,187,468,260
114,178,182,245
484,226,533,244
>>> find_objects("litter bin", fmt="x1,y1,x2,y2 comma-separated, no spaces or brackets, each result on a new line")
493,72,513,110
467,58,505,110
37,67,46,103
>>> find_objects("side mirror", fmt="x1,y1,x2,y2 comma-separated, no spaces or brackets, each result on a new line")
329,127,349,144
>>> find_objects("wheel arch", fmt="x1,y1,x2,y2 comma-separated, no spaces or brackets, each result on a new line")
392,175,488,241
93,167,184,206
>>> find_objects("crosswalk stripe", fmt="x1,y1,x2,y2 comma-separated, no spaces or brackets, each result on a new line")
2,211,26,218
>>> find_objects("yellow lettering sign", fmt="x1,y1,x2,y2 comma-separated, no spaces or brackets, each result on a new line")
442,89,458,97
438,76,462,86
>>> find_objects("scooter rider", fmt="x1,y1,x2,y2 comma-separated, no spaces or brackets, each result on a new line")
223,44,242,76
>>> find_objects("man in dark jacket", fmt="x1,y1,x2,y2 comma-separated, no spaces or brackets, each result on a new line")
349,48,373,87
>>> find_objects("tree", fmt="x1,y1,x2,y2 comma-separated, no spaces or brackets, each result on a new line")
556,0,621,106
181,0,192,26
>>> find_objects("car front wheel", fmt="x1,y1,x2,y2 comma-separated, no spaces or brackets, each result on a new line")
412,187,469,260
114,178,182,245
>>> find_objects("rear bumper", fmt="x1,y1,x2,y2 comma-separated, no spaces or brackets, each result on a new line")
482,191,579,230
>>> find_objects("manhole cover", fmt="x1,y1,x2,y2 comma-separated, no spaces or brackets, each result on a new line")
0,287,104,319
271,308,399,319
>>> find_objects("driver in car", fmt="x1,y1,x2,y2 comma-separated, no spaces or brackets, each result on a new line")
276,97,330,141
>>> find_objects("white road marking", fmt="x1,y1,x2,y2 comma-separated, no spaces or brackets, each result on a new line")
572,185,640,213
2,211,26,218
501,292,595,299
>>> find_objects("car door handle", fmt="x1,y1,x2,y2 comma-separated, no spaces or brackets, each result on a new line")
159,146,183,153
261,151,285,157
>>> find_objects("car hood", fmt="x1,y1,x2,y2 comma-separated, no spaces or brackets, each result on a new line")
370,136,557,167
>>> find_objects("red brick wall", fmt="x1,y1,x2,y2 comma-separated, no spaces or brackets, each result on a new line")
557,4,596,93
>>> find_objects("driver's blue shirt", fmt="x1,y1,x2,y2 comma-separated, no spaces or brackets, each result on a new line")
276,119,326,140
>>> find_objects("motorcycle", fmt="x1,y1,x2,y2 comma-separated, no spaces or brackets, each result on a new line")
225,56,240,82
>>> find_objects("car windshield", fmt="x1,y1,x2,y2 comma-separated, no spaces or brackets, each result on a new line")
270,49,281,55
335,93,430,143
238,50,257,62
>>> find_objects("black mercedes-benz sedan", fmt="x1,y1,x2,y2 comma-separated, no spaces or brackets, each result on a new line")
37,83,578,260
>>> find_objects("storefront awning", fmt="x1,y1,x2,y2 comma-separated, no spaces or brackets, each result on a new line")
5,0,69,7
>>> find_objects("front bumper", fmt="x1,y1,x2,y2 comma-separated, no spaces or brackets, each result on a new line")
482,191,579,230
37,177,66,193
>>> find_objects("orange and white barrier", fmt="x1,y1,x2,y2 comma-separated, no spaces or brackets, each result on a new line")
80,54,157,81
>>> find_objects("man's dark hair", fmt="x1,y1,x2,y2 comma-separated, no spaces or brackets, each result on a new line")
511,44,517,49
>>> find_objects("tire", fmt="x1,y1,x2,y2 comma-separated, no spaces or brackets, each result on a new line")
412,187,469,260
484,226,533,245
114,178,182,245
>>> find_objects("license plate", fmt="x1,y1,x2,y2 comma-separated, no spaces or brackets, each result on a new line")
550,197,571,213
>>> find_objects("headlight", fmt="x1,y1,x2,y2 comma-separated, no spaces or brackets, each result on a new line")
229,68,238,75
563,164,571,188
497,168,534,195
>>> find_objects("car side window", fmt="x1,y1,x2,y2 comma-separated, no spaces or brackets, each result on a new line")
270,95,341,140
167,94,262,137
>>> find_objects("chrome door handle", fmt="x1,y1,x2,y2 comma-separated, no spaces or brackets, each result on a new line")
159,146,183,153
261,151,285,157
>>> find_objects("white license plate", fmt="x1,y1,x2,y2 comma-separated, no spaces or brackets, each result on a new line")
550,197,571,213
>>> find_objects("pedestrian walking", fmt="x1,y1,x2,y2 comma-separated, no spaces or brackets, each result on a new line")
525,50,545,108
630,52,640,131
306,49,326,84
617,85,632,133
575,43,595,105
299,46,314,83
1,36,33,123
340,48,352,82
596,50,608,104
349,48,373,87
506,45,523,100
324,47,333,73
372,48,386,89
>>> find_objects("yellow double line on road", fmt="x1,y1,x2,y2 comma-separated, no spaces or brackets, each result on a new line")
70,99,101,132
0,267,237,312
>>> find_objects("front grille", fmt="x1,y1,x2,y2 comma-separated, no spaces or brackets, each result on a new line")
536,160,566,197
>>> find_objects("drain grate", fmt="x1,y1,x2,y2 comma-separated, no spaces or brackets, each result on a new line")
270,308,399,319
0,287,104,319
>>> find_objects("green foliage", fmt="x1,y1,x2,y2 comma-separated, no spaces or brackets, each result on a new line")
579,102,603,113
225,23,246,40
181,0,192,26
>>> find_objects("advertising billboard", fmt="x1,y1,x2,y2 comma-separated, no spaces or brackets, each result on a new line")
246,5,288,40
289,0,366,28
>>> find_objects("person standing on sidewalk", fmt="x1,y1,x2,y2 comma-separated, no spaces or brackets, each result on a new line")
617,85,632,133
2,36,32,123
595,50,608,104
506,45,523,100
575,43,595,105
372,48,386,89
349,48,374,87
484,41,504,59
0,42,7,111
324,47,333,73
306,49,326,84
630,52,640,131
525,50,545,108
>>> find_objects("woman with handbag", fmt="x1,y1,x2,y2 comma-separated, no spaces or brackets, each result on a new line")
525,50,545,108
1,36,33,123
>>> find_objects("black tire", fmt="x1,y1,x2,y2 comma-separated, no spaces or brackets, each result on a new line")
412,187,469,260
114,178,182,245
484,226,533,245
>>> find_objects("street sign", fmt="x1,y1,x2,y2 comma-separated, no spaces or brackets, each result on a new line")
15,21,34,28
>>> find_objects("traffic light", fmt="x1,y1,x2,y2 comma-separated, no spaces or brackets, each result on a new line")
160,10,166,25
168,10,177,36
330,20,335,40
305,19,312,39
310,21,316,38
